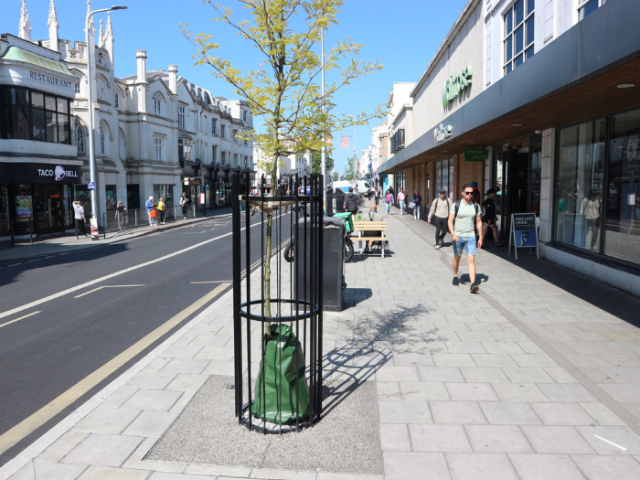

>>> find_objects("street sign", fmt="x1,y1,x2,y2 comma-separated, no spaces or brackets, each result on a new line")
508,213,539,260
464,148,484,162
87,182,96,190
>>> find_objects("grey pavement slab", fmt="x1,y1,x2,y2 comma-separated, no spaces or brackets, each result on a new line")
479,402,542,425
429,401,487,425
465,425,533,453
409,425,472,453
571,454,640,480
508,454,586,480
521,426,595,454
445,453,518,480
62,434,143,467
383,452,451,480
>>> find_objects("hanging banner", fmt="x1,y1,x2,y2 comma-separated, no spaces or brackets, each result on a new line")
340,136,349,148
508,213,539,260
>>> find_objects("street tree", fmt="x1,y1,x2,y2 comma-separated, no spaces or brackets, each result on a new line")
184,0,384,332
311,151,334,175
344,155,357,182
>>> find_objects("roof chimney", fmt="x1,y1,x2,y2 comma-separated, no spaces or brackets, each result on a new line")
136,50,147,83
168,65,178,94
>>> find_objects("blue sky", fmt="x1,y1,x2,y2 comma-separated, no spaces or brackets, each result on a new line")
4,0,468,174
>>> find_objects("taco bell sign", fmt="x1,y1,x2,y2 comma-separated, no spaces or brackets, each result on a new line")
36,165,79,181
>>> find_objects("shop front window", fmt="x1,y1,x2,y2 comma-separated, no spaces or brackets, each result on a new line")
153,184,174,208
435,158,454,199
0,185,9,235
604,109,640,266
105,185,117,212
15,184,33,221
74,187,93,219
555,119,606,251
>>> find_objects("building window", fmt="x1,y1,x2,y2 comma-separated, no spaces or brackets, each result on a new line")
579,0,605,20
604,109,640,265
178,137,192,161
195,111,199,131
115,91,120,109
75,80,81,95
503,0,534,75
243,110,248,122
154,97,162,115
154,138,163,160
232,129,238,143
244,156,248,168
0,87,71,143
100,128,106,155
435,158,454,200
221,151,226,166
75,122,85,153
212,145,217,164
221,124,226,139
178,105,186,129
233,153,238,166
153,185,174,207
212,118,217,135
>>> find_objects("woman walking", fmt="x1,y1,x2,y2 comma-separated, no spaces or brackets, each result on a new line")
412,189,422,220
384,189,395,216
397,188,407,215
115,200,127,231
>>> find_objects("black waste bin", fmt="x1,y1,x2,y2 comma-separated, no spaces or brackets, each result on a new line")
326,192,346,216
294,217,345,312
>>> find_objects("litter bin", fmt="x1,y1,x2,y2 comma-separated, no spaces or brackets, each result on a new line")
294,216,345,312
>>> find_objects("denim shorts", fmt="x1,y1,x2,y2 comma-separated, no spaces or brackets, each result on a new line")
453,236,477,256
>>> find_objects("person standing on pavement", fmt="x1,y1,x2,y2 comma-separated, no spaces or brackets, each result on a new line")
375,187,380,206
145,196,156,226
115,200,127,232
180,192,188,220
397,188,407,215
470,181,481,204
157,197,166,225
481,189,504,247
411,189,422,220
73,201,87,239
428,189,451,249
448,184,483,293
384,189,394,216
344,188,359,216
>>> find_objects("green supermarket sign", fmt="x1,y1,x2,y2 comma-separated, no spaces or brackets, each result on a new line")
464,147,485,162
442,66,473,108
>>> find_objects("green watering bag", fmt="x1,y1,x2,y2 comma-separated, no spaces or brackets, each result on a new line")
251,324,311,424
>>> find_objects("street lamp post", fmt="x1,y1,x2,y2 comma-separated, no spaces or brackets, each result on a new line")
85,5,127,239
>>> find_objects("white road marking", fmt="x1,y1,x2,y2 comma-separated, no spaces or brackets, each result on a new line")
0,223,261,321
74,285,144,298
593,434,627,451
0,311,41,329
8,263,21,267
0,283,229,458
27,259,39,263
44,256,55,259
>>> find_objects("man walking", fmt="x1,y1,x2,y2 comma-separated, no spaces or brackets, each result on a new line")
428,189,451,249
73,201,87,239
344,188,359,216
482,189,504,247
448,184,483,293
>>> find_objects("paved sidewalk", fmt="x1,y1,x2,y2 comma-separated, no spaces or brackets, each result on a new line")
0,210,230,263
3,204,640,480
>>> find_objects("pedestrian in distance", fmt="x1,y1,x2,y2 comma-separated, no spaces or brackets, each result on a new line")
344,187,359,215
428,189,451,249
397,188,407,215
481,189,504,247
368,201,377,221
470,181,481,204
411,189,422,220
145,196,156,226
448,184,484,293
375,187,380,206
384,189,394,216
115,200,127,232
73,200,87,239
180,192,188,219
157,197,166,225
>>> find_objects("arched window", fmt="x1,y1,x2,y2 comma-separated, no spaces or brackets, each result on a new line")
100,128,106,155
154,97,162,115
114,91,120,109
75,122,85,154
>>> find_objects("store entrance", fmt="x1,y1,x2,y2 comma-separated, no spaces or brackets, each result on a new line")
33,184,69,235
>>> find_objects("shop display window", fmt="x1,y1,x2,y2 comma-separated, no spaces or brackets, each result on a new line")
154,185,174,207
435,158,454,200
105,185,117,212
605,109,640,266
555,119,606,251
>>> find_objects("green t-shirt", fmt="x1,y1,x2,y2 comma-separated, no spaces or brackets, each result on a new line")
450,201,480,237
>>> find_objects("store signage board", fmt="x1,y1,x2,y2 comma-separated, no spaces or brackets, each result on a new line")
434,123,452,143
87,182,96,190
508,213,539,260
464,148,484,162
442,66,472,107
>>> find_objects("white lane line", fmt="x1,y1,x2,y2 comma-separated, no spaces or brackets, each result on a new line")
74,285,145,298
0,311,41,329
58,253,68,256
593,434,627,451
27,259,40,263
0,222,262,321
44,256,55,259
8,263,21,267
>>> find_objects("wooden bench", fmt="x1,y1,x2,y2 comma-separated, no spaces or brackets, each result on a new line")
353,221,389,259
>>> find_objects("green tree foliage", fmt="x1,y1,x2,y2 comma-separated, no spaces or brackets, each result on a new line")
331,171,339,181
344,155,356,182
311,151,334,175
183,0,384,327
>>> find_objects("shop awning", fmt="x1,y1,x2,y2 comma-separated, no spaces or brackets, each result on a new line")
379,0,640,173
1,46,74,77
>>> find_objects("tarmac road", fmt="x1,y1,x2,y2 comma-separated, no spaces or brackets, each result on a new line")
0,211,293,466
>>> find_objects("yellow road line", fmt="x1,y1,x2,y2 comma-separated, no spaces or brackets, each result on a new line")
0,311,41,330
74,285,144,299
0,282,230,456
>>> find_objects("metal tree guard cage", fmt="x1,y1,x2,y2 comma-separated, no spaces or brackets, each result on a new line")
232,172,324,433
